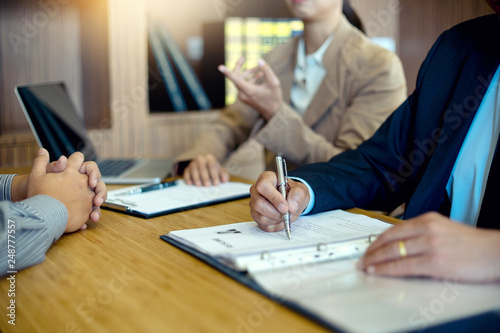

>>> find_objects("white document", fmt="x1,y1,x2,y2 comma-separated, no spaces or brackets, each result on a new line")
254,259,500,333
104,180,251,217
164,209,500,332
168,210,391,271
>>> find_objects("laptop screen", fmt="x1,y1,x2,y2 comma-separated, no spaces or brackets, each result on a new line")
16,82,97,162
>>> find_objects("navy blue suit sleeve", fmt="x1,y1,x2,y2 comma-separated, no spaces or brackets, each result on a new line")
289,32,448,214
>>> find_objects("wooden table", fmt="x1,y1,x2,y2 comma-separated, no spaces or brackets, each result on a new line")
0,172,400,333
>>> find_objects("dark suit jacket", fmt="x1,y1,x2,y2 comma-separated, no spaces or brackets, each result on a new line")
291,14,500,219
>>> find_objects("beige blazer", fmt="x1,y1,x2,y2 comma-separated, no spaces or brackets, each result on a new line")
175,16,407,180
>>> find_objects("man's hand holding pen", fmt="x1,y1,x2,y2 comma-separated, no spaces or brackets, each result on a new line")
249,171,310,233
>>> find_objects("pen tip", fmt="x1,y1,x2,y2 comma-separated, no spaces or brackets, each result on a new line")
286,229,292,240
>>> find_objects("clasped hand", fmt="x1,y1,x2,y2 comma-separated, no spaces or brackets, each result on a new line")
13,149,107,233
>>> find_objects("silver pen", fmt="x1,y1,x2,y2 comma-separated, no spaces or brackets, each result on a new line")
275,155,292,239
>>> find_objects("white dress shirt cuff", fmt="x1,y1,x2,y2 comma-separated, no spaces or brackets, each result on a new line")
288,176,315,215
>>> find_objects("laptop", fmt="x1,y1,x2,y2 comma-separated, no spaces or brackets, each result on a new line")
15,82,173,184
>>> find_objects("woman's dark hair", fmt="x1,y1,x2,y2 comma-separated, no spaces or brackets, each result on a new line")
343,0,365,34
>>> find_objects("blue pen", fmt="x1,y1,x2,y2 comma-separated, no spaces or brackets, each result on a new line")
120,180,179,196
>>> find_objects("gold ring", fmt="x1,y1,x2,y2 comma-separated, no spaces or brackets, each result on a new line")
398,240,407,258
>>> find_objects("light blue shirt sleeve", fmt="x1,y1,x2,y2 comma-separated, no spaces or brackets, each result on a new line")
0,174,15,201
288,176,316,215
0,174,68,276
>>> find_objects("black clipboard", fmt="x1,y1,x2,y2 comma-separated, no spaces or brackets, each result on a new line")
160,234,343,332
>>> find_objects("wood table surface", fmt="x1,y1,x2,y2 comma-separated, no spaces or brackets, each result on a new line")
0,170,400,333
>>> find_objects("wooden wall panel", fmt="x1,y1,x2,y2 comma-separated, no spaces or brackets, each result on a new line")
0,0,111,167
0,0,83,133
0,133,38,168
87,0,148,159
399,0,493,93
351,0,400,39
147,112,220,158
79,0,110,129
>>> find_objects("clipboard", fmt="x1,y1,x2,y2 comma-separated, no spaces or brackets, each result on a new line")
160,210,500,333
160,233,341,332
103,180,251,218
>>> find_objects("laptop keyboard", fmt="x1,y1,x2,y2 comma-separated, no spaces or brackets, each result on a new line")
98,159,138,176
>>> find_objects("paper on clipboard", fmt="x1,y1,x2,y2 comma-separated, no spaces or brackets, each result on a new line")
165,210,391,272
103,179,251,218
162,210,500,333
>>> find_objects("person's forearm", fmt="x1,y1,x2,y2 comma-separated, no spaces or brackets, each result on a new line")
0,196,67,276
10,174,29,202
